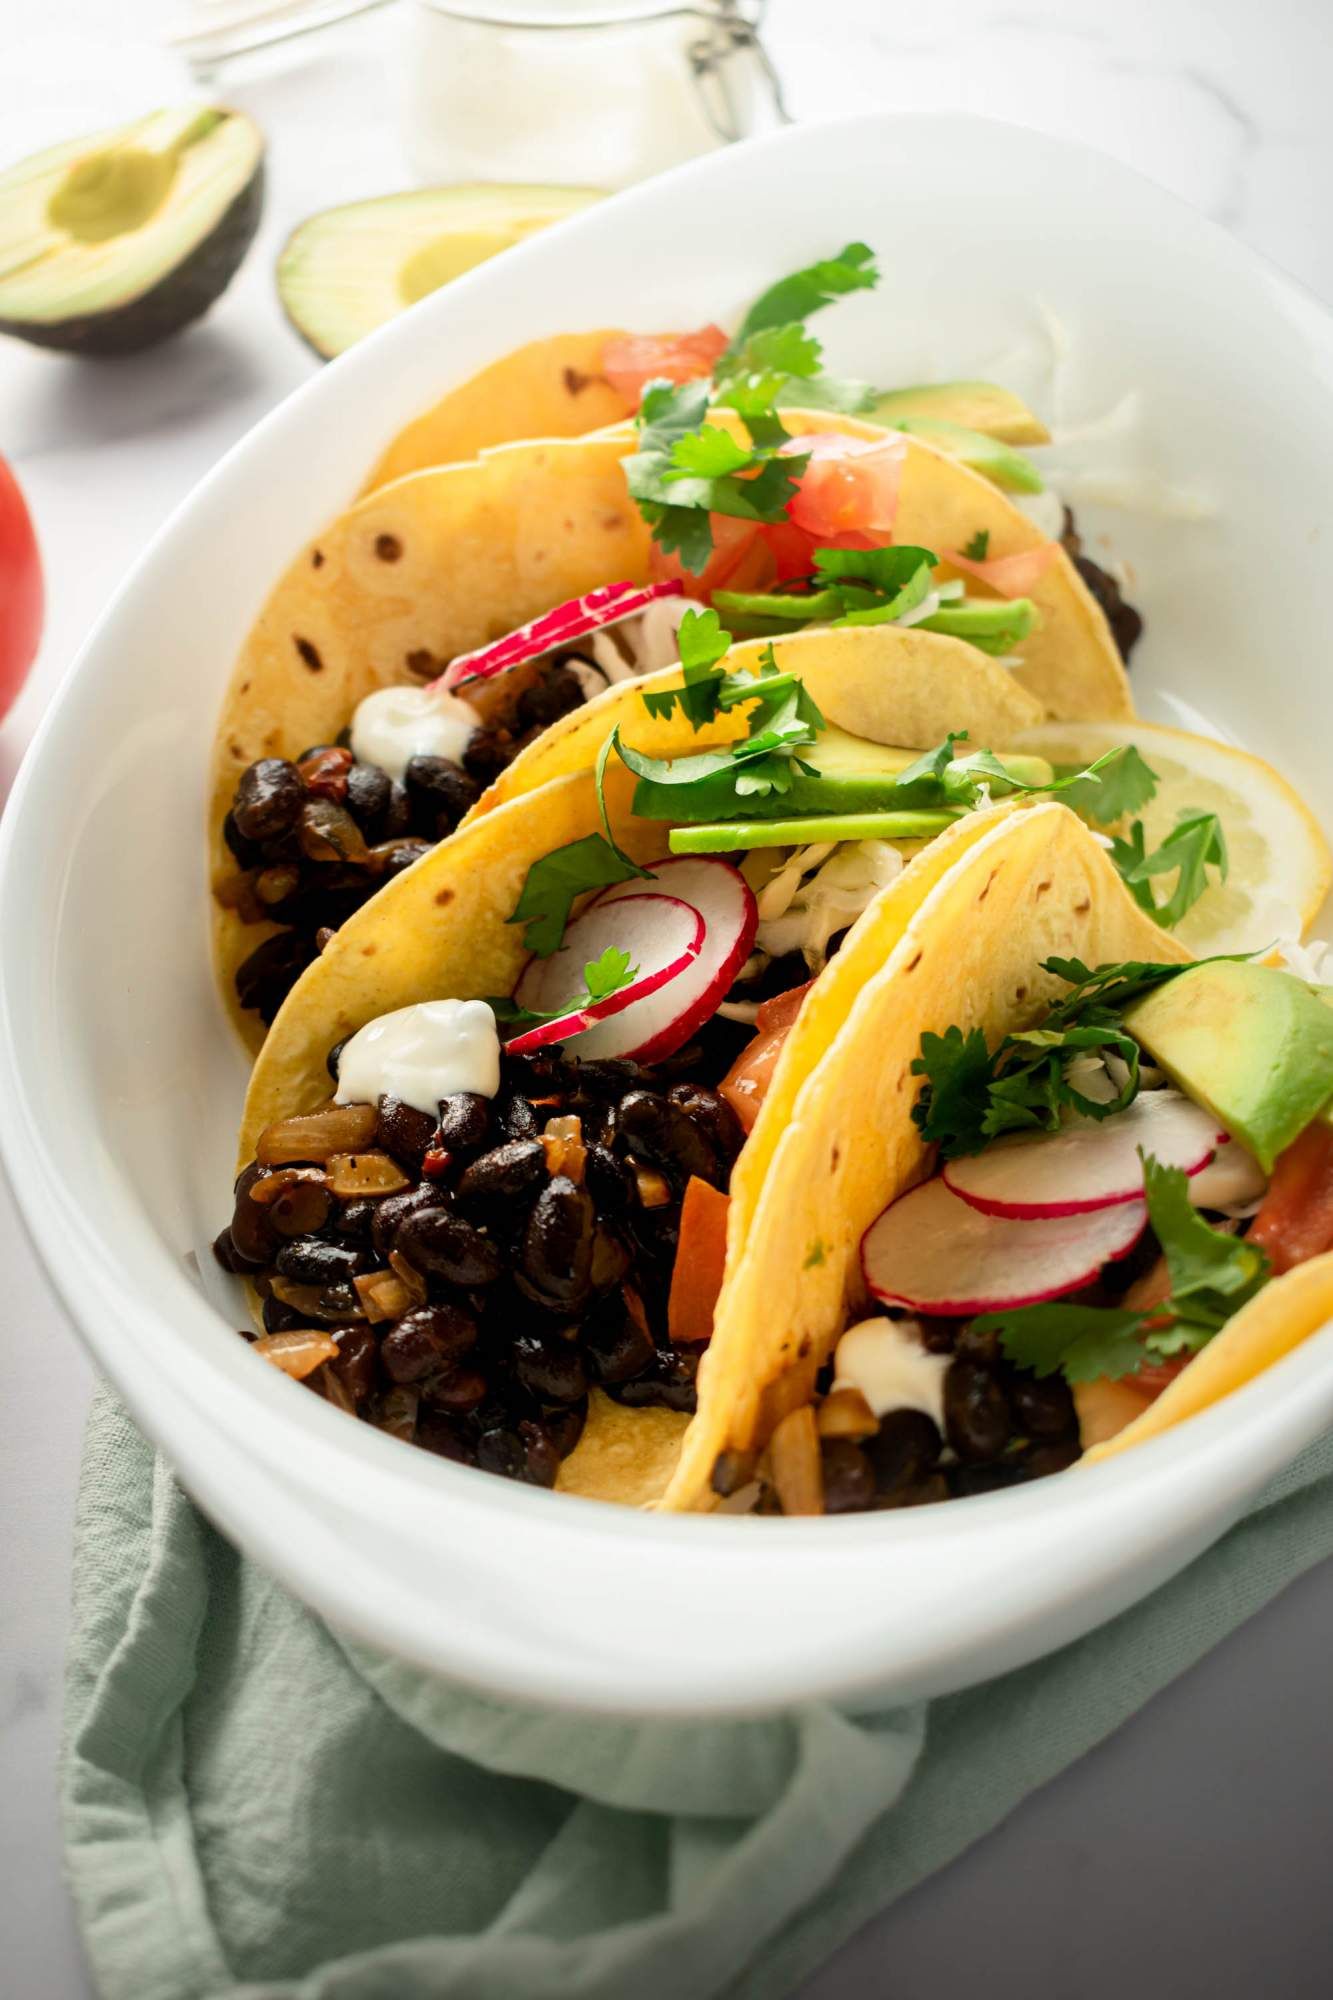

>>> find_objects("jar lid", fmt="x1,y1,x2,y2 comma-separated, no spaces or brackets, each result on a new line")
420,0,746,25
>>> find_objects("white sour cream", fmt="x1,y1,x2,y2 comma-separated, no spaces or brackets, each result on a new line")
349,683,480,782
833,1317,951,1429
335,999,500,1115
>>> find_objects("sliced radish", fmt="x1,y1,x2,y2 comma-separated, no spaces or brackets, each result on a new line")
506,893,704,1055
571,856,758,1062
1187,1136,1267,1210
442,580,685,689
862,1176,1147,1316
942,1091,1223,1218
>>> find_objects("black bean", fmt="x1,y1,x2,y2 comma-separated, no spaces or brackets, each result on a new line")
865,1410,942,1499
222,809,262,869
513,1331,589,1405
583,1299,656,1385
423,1362,489,1413
583,1143,638,1218
666,1083,745,1163
615,1089,723,1187
261,1294,303,1333
233,758,305,843
234,929,317,1021
344,761,392,830
951,1461,1027,1498
570,1058,650,1100
416,1411,475,1465
611,1346,698,1413
944,1360,1011,1463
462,729,511,787
1008,1372,1078,1441
397,1205,504,1287
326,1036,348,1081
954,1319,1001,1365
1024,1439,1082,1480
590,1227,631,1293
404,754,479,837
476,1427,526,1480
517,1175,595,1312
516,666,583,729
331,1324,378,1403
518,1419,561,1488
274,1236,366,1285
436,1092,492,1150
380,837,434,876
334,1198,375,1242
821,1438,876,1513
370,1184,449,1259
381,1303,478,1383
544,1401,587,1459
228,1162,278,1265
495,1090,540,1141
376,1094,437,1173
456,1138,545,1203
211,1228,249,1275
268,1181,334,1238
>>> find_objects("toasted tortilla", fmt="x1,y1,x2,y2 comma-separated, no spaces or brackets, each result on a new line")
661,804,1189,1510
361,332,635,494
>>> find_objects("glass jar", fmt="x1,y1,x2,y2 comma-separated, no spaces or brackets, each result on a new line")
402,0,788,189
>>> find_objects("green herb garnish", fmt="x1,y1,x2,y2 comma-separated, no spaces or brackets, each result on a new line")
960,528,991,562
624,377,807,575
730,242,880,347
972,1153,1269,1386
490,944,638,1028
506,832,648,958
1055,744,1159,824
1109,810,1229,929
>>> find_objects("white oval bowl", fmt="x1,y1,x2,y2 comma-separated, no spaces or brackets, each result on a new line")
3,113,1331,1719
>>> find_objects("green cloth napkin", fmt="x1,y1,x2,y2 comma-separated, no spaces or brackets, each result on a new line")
64,1386,1333,2000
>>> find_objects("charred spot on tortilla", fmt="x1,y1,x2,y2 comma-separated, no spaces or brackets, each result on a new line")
434,887,455,907
803,1239,827,1268
562,365,609,396
1074,896,1091,914
294,636,323,672
904,950,923,972
311,549,324,569
977,867,1001,904
1035,878,1052,896
601,512,627,532
374,533,403,563
1015,982,1028,1002
406,648,442,677
360,943,377,956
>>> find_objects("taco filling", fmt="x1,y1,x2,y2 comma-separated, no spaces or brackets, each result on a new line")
723,953,1333,1515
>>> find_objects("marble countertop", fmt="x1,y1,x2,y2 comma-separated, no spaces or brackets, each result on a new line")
3,2,1333,1993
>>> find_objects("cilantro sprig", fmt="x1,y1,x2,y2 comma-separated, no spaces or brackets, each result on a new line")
624,377,807,575
972,1153,1270,1387
490,945,638,1029
730,242,880,346
1110,810,1229,928
911,954,1209,1158
506,832,648,958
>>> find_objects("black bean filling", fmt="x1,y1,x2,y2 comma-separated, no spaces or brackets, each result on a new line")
222,657,592,1024
1061,506,1144,664
215,1045,747,1488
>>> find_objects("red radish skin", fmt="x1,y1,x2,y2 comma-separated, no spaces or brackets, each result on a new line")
862,1175,1148,1317
441,580,684,689
575,856,758,1063
942,1091,1224,1219
507,892,704,1055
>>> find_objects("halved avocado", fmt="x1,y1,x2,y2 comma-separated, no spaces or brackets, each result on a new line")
276,185,606,361
869,381,1050,447
0,105,264,356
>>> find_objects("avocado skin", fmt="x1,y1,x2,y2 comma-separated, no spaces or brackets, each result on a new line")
0,159,264,357
1124,961,1333,1173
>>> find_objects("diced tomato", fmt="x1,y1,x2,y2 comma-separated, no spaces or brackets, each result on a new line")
719,981,812,1134
0,455,43,722
1131,1355,1193,1400
943,542,1058,598
601,323,730,405
782,431,906,545
667,1176,732,1347
757,518,823,583
1248,1121,1333,1275
1112,1254,1190,1401
649,514,777,603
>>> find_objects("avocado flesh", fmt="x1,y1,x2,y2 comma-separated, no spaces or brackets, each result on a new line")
886,415,1044,494
1124,962,1333,1173
277,185,605,360
869,381,1050,447
670,810,960,852
0,106,263,355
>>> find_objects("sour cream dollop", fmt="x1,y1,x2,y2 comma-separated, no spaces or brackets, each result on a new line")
833,1317,951,1429
349,683,479,782
335,999,500,1115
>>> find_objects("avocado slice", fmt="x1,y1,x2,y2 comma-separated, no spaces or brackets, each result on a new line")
276,185,605,360
1124,962,1333,1172
670,810,962,852
869,381,1050,447
0,106,263,356
885,416,1044,494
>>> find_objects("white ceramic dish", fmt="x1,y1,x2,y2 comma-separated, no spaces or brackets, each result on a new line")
3,113,1332,1719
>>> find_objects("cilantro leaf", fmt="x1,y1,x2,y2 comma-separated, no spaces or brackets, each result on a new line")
626,377,806,573
490,945,639,1029
974,1301,1151,1385
960,529,990,562
732,242,880,346
507,833,647,958
909,1026,995,1155
1056,744,1159,824
813,545,937,593
1110,810,1229,928
1141,1152,1268,1319
665,426,754,480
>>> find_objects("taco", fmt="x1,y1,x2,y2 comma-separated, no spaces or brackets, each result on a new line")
663,803,1333,1514
218,596,1121,1505
211,400,1134,1042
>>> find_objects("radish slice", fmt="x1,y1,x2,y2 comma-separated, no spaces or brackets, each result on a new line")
442,580,685,689
942,542,1058,598
1187,1136,1267,1209
573,856,758,1062
942,1091,1223,1218
506,893,704,1055
863,1176,1148,1316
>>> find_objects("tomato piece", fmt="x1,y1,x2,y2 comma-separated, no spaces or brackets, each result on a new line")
601,323,730,405
649,514,776,603
1248,1121,1333,1275
0,456,43,722
719,981,812,1134
783,432,906,544
757,518,822,583
943,542,1058,598
1131,1355,1193,1400
666,1176,732,1347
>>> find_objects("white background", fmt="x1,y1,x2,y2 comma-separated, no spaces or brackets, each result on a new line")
2,1,1333,1993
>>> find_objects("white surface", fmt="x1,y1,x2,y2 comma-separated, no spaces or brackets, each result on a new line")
1,0,1332,1993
